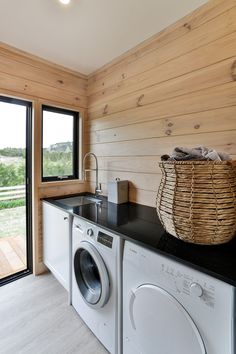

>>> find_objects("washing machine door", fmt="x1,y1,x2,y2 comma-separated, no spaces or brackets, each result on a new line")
74,241,110,308
127,284,206,354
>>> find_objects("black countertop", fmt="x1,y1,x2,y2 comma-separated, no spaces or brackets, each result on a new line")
44,194,236,287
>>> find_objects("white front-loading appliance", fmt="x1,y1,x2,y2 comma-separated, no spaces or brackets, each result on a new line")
72,216,122,354
123,241,235,354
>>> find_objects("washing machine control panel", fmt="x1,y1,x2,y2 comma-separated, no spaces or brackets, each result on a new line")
97,231,113,249
160,263,216,308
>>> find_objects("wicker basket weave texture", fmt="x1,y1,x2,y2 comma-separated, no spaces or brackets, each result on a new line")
156,160,236,245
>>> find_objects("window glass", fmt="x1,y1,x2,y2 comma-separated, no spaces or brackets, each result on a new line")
42,106,78,181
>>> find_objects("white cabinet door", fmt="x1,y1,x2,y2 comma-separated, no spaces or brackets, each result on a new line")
43,202,70,291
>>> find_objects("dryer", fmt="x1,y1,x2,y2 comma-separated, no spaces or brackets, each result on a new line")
72,216,122,354
123,241,235,354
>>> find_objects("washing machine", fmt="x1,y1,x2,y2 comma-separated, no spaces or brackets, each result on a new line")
72,216,122,354
123,241,235,354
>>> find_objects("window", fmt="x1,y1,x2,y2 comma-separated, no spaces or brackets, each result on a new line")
42,105,79,182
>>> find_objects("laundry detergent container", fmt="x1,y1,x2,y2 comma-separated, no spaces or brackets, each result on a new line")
156,160,236,245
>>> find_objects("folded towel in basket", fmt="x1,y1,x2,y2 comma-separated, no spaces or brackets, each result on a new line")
161,146,231,161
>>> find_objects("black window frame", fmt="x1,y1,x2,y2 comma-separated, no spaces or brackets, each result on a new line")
41,105,79,182
0,95,33,286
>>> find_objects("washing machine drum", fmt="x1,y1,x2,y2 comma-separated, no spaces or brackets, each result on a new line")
74,241,110,308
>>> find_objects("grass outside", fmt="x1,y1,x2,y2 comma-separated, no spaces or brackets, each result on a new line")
0,198,25,210
0,206,26,239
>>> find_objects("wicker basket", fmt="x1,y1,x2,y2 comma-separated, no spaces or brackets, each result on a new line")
156,160,236,245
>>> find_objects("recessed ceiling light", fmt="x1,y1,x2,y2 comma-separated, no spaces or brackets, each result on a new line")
59,0,71,5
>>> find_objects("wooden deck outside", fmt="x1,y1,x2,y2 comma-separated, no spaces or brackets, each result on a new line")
0,236,26,279
0,206,26,279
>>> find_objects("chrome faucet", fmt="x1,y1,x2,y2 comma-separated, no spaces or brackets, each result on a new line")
82,152,102,197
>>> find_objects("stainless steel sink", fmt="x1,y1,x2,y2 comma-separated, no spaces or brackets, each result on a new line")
56,195,102,207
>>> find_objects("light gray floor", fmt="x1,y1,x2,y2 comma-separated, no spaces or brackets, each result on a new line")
0,273,108,354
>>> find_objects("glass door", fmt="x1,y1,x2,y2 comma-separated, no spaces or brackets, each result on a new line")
0,96,32,285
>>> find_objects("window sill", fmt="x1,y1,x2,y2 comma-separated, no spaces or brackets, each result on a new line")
39,179,85,188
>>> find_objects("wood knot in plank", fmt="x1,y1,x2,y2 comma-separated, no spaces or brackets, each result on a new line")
57,79,64,85
165,129,172,136
183,22,191,30
103,104,108,115
167,122,173,127
137,94,144,107
75,97,80,101
231,60,236,81
121,73,126,79
194,124,200,129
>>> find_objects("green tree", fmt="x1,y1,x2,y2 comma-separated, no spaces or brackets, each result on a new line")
0,162,25,187
0,147,25,157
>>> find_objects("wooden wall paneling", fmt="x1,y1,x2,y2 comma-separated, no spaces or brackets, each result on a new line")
89,154,236,174
88,170,160,192
0,71,87,108
88,130,236,158
38,182,88,199
88,58,236,122
0,42,87,94
128,188,158,207
87,1,236,208
89,32,236,110
0,55,87,97
89,82,236,131
0,43,88,107
88,0,235,86
88,4,236,97
89,106,236,145
89,156,161,174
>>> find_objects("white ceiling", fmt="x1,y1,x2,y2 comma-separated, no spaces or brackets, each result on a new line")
0,0,207,75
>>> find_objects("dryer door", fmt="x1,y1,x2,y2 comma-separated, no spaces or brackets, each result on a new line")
74,241,110,308
127,284,206,354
